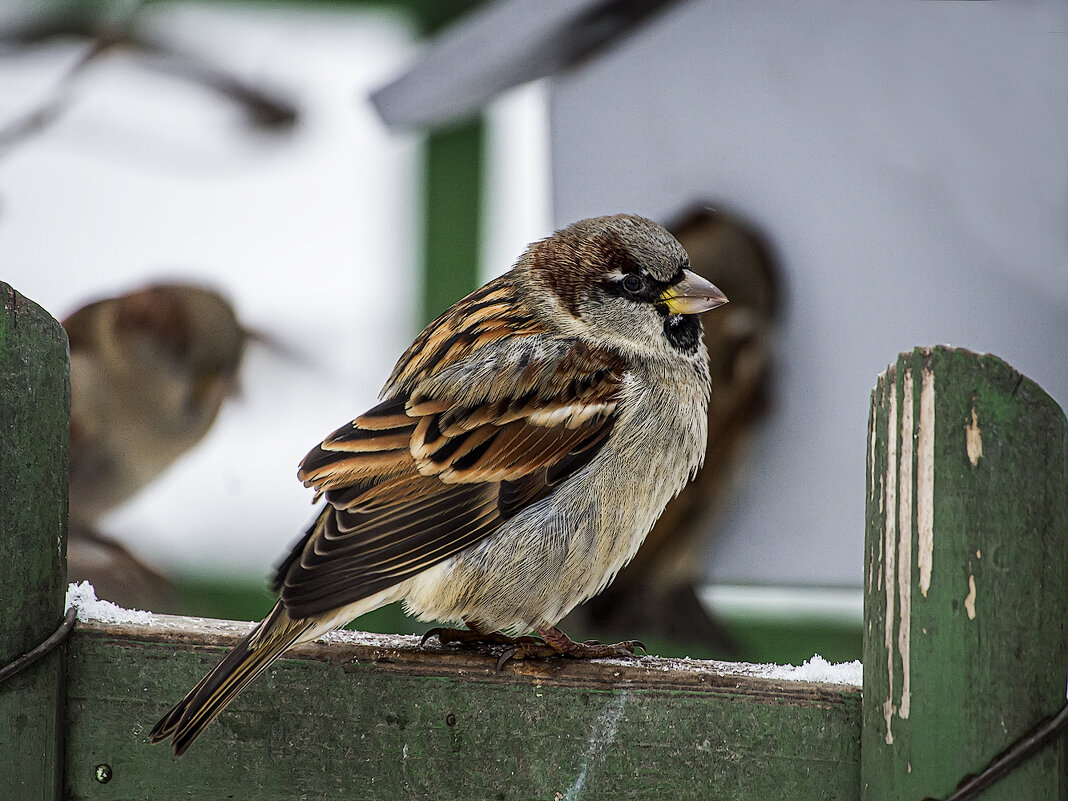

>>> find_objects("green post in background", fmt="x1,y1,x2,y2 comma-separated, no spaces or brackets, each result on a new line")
421,118,484,324
863,346,1067,799
412,0,487,324
0,284,70,801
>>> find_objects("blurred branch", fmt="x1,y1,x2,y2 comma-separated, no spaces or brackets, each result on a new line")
0,6,297,160
0,35,115,158
134,39,298,130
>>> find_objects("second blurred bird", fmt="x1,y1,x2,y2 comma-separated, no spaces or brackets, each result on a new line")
65,282,253,610
566,206,780,657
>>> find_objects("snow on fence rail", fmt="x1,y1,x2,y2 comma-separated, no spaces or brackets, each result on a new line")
1,282,1064,800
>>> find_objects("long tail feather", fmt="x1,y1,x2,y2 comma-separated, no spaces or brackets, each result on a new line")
148,603,311,755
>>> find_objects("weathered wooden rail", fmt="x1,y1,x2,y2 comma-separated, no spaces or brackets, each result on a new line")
1,282,1065,800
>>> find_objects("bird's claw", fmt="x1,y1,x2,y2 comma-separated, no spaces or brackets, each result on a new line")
494,636,647,670
420,625,646,669
419,627,453,648
563,638,646,658
496,647,518,672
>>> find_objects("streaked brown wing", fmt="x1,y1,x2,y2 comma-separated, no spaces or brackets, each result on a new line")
276,324,626,619
276,479,501,617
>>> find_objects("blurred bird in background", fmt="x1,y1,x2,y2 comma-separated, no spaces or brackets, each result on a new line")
566,206,780,657
64,282,253,610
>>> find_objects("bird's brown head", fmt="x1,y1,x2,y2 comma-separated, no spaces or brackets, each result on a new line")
120,285,246,380
65,282,249,414
525,214,728,355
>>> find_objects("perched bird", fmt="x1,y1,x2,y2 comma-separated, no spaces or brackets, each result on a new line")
64,282,250,609
65,282,248,526
149,214,728,755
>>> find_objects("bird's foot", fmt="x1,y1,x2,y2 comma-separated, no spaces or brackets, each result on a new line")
496,625,646,670
420,626,547,672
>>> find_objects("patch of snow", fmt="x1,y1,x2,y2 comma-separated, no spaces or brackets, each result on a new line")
741,654,863,686
65,581,154,625
591,653,863,687
317,628,423,649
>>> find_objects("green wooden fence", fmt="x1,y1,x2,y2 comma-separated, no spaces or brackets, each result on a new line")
1,283,1065,800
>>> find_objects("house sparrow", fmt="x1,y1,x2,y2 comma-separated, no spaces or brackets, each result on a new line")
149,214,727,755
64,282,250,610
569,206,779,654
65,282,248,528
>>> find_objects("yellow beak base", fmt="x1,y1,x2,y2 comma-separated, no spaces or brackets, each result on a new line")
660,270,729,315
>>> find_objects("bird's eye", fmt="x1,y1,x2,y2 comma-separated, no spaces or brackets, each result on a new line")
622,274,645,294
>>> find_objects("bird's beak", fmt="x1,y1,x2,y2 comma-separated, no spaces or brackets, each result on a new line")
660,270,729,315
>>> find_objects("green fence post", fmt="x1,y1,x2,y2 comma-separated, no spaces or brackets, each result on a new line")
863,346,1067,799
421,118,485,326
0,284,70,800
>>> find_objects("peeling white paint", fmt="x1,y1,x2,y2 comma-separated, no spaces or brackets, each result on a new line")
882,697,896,746
867,543,874,595
964,575,977,620
877,444,885,591
966,406,983,466
867,392,879,595
563,691,627,799
869,393,878,502
876,382,888,594
897,370,913,720
883,382,898,745
917,367,935,597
